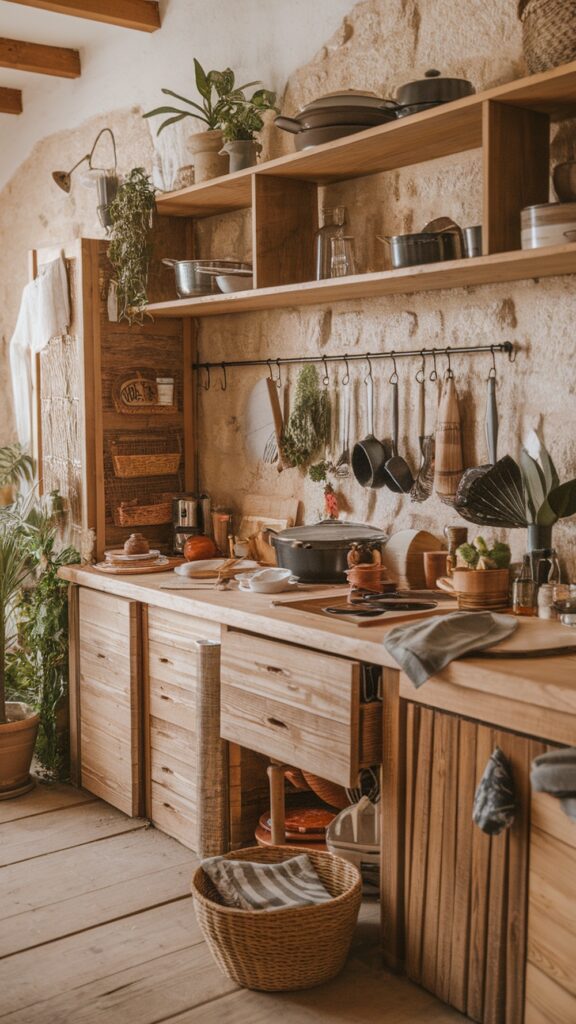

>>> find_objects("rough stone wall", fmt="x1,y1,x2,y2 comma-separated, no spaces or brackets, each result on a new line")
0,0,575,573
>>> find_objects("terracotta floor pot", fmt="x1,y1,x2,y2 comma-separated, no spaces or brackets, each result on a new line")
0,702,39,799
188,129,229,182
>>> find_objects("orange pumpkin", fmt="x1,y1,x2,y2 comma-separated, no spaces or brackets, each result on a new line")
183,534,219,561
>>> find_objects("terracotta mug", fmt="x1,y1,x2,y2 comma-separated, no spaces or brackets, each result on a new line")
423,550,449,590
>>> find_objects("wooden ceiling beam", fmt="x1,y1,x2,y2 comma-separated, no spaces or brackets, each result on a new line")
0,86,23,114
0,37,81,77
4,1,161,32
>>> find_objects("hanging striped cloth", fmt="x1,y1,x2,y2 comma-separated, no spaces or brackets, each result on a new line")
201,853,333,911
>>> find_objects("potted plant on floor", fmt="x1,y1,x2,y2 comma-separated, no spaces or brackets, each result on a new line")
144,59,274,181
219,86,278,172
0,510,39,798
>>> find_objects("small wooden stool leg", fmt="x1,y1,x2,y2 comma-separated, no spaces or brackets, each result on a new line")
267,762,286,845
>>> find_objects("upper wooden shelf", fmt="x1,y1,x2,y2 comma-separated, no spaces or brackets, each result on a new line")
155,61,576,219
146,243,576,318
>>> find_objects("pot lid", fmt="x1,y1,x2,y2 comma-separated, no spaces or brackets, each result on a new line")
396,69,475,106
302,90,397,112
272,519,387,546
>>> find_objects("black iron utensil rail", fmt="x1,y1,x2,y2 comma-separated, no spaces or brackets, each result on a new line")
195,342,515,389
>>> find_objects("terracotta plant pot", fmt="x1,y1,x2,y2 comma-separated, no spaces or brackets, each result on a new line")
0,702,39,799
220,139,262,173
438,568,511,611
187,129,229,182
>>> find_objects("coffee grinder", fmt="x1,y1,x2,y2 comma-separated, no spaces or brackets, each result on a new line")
172,493,211,555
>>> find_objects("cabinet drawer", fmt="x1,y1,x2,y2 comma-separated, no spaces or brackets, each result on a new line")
150,781,197,850
220,630,362,787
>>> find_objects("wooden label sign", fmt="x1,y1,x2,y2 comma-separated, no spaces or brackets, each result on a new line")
112,368,173,414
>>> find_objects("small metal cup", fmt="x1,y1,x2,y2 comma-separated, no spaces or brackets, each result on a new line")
463,225,483,258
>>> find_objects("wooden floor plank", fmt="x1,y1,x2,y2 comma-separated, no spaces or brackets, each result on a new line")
0,783,94,824
0,800,146,866
0,900,202,1017
1,943,237,1024
164,956,466,1024
0,829,197,957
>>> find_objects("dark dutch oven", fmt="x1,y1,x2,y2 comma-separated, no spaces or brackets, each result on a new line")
267,520,388,583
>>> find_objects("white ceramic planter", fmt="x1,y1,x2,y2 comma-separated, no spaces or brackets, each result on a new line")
219,139,262,173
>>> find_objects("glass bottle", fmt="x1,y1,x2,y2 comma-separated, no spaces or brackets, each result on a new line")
314,207,346,280
330,235,356,278
512,554,537,616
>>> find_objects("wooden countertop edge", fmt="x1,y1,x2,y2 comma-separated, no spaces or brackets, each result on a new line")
60,566,576,745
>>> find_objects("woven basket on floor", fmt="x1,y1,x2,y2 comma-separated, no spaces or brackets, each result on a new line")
519,0,576,72
191,845,362,991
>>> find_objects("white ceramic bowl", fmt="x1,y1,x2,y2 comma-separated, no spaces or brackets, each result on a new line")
175,558,258,577
216,273,254,293
237,568,295,593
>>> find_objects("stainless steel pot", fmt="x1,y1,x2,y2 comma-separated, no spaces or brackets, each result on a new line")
162,259,251,298
267,520,388,583
379,225,463,268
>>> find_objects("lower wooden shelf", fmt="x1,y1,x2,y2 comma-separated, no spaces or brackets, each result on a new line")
146,243,576,318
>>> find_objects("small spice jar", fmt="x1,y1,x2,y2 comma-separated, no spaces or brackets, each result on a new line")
156,376,174,405
538,583,557,620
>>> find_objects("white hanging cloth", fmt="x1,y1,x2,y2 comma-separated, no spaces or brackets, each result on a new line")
9,255,70,447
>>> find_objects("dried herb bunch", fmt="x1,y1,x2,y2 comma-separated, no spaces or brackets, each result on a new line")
108,167,156,324
281,365,330,468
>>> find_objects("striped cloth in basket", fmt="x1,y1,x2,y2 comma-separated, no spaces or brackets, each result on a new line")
201,853,332,912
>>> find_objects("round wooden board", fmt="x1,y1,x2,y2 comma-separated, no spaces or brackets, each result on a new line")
93,557,183,575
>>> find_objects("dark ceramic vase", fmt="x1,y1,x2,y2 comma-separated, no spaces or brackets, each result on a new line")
527,524,553,552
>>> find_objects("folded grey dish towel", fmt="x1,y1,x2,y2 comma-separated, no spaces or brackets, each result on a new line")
383,611,518,687
531,747,576,822
201,853,333,911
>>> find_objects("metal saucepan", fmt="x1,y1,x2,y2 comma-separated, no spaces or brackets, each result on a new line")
352,373,389,489
382,372,414,492
395,69,475,107
275,104,397,133
266,520,388,583
162,258,251,298
378,220,463,269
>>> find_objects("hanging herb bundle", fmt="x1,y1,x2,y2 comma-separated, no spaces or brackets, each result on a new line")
280,365,330,468
108,167,156,324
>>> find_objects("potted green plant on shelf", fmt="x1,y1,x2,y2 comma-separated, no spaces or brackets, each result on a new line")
219,86,277,172
108,167,156,325
144,59,275,181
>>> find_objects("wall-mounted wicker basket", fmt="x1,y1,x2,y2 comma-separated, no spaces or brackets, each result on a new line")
110,434,181,478
113,499,172,527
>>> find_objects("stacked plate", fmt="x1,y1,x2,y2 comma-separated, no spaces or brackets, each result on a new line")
275,90,397,151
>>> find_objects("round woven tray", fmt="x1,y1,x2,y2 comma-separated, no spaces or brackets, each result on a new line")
191,845,361,991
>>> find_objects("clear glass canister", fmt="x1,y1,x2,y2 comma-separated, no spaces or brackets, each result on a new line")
314,207,346,280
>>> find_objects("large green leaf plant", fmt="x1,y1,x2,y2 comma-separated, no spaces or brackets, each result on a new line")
520,429,576,527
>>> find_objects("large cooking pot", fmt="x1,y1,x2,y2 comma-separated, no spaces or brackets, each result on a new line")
267,520,388,583
162,259,251,298
395,69,475,107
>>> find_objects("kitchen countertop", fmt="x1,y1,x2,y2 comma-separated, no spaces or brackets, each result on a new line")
60,565,576,745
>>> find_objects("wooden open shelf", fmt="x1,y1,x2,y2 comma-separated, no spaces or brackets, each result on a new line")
146,244,576,318
155,61,576,219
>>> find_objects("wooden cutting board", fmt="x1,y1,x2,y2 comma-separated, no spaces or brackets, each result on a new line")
93,557,183,575
467,616,576,658
273,593,458,627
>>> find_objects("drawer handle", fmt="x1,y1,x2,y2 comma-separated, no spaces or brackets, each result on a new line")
159,657,171,665
97,653,105,660
261,664,289,677
266,716,288,729
163,802,173,810
160,695,171,702
161,766,173,774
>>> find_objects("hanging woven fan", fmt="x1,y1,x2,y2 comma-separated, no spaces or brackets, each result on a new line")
454,455,529,528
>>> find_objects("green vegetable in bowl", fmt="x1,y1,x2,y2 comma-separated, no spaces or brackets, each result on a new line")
473,535,489,556
488,541,511,569
456,542,480,568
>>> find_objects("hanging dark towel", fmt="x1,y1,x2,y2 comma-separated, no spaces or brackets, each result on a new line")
531,747,576,822
473,746,516,835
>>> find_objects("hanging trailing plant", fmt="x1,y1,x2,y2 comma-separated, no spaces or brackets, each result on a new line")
108,167,156,325
280,366,330,468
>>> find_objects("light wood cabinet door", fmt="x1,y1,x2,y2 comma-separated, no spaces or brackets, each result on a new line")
220,629,363,787
78,589,142,816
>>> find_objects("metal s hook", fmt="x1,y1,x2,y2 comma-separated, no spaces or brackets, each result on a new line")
342,354,350,386
321,355,330,387
220,362,227,391
444,346,454,380
506,341,517,363
488,345,497,380
416,349,426,383
389,351,398,385
429,348,438,382
267,359,275,383
364,354,374,383
275,358,282,389
201,365,211,391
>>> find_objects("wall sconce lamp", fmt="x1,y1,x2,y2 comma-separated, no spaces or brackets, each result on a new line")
52,127,117,193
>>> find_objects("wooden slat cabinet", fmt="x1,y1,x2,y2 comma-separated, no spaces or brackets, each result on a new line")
77,588,142,816
144,606,225,853
524,792,576,1023
220,628,380,788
